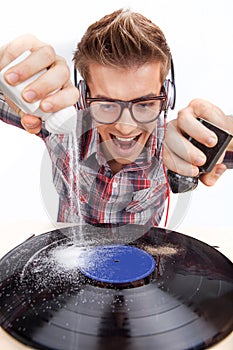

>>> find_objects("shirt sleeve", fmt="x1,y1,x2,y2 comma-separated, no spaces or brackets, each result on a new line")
223,151,233,169
0,91,49,140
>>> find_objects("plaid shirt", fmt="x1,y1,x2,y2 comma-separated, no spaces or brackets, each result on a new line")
0,93,168,225
1,93,232,225
224,150,233,168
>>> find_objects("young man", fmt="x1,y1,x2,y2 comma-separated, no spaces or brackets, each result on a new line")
0,9,232,226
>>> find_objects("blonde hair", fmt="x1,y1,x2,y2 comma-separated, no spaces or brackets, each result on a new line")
74,9,171,83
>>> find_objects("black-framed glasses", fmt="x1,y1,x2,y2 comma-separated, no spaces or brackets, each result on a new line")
86,95,167,124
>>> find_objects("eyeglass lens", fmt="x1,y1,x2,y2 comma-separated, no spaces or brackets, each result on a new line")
90,99,164,124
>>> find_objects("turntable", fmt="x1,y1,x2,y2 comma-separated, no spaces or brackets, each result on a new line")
0,224,232,350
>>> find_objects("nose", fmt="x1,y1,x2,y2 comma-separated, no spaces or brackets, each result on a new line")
114,107,138,134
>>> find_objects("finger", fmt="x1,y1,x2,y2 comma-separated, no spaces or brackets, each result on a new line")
40,81,79,113
189,98,226,128
21,114,42,134
165,121,207,167
0,34,49,70
163,144,199,176
0,34,50,71
177,106,218,147
180,99,232,139
3,45,56,89
163,151,200,177
200,163,227,186
19,55,71,105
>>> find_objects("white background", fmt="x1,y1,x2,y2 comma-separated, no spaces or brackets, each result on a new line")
0,0,232,231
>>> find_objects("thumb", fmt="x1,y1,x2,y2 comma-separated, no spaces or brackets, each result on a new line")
21,114,42,134
200,163,227,186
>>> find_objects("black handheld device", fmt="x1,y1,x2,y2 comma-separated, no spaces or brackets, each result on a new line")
167,118,233,193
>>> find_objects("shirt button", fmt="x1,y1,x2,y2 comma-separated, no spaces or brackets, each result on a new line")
112,182,118,188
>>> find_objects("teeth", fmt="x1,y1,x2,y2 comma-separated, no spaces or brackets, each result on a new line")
115,136,135,141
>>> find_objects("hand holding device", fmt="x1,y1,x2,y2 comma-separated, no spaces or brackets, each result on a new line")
167,118,233,193
0,51,77,134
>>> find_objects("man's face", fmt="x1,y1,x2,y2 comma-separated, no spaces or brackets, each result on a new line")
87,62,163,172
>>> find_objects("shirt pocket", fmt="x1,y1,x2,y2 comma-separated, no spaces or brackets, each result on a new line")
126,183,166,213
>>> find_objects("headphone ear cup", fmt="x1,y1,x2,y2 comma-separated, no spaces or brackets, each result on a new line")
163,79,176,110
77,80,88,109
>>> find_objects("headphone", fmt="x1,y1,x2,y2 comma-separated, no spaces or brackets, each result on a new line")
74,58,176,114
163,58,176,112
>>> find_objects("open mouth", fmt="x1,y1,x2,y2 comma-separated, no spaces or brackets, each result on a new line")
111,134,140,150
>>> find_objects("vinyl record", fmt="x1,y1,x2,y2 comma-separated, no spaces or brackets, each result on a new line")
0,224,232,350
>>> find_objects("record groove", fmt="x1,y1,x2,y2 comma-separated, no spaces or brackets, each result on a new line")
0,225,232,350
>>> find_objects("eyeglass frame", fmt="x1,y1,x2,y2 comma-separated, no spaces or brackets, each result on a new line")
86,93,167,124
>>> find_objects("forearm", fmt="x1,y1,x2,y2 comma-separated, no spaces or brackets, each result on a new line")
0,91,23,129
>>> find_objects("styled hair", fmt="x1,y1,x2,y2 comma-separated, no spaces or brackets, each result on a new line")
73,8,171,83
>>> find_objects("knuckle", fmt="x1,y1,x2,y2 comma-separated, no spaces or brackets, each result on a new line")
189,98,202,106
23,34,38,42
60,64,70,80
58,61,70,80
6,34,37,56
39,45,56,64
177,109,187,124
52,56,71,83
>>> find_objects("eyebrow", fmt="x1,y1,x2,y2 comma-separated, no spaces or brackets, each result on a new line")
93,93,160,101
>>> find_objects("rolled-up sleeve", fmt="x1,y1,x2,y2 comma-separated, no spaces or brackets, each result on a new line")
0,91,49,140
